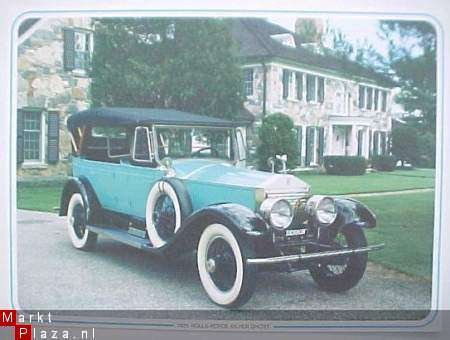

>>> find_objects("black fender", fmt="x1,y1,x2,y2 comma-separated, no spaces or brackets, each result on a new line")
333,197,377,229
59,177,101,223
163,203,270,258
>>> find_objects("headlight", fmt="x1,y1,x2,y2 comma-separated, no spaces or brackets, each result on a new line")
306,196,337,225
260,198,293,230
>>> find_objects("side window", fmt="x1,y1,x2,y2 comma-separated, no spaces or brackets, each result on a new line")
243,68,254,96
133,127,154,163
85,127,129,162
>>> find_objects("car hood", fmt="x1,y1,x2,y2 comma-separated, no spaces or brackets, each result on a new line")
171,159,311,194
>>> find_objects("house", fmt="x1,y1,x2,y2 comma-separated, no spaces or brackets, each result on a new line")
17,18,93,177
231,18,395,167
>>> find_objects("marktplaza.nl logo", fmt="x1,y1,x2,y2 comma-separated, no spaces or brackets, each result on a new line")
1,310,95,340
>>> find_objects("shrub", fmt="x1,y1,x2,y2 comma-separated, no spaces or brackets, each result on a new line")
256,113,298,171
324,156,367,176
371,155,397,171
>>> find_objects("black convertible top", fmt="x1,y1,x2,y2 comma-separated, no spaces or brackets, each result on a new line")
66,107,239,131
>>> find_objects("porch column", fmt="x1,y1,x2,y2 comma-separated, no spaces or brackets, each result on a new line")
326,123,333,156
350,125,358,156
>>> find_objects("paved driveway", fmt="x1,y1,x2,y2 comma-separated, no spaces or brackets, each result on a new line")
16,210,431,317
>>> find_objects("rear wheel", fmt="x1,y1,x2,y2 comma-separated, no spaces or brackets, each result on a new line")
309,226,367,292
197,223,256,308
67,193,97,250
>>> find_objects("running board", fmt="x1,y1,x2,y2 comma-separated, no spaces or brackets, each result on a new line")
247,243,385,265
87,225,153,250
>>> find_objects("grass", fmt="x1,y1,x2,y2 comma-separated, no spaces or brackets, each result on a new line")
295,168,435,195
359,192,434,280
17,182,63,212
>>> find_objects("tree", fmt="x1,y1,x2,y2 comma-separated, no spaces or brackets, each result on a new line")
391,125,419,166
256,113,298,171
379,21,437,132
91,18,243,119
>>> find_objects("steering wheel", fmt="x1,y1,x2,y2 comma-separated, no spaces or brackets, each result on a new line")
191,147,220,157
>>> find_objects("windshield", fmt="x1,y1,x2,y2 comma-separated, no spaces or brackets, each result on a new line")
155,126,234,160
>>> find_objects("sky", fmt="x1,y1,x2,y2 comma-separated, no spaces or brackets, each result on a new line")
267,16,390,58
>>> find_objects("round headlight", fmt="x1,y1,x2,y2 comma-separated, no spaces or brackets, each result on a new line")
306,196,337,225
260,198,293,230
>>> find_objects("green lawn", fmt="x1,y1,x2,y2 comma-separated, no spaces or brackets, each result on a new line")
296,168,435,195
360,192,434,280
17,182,63,212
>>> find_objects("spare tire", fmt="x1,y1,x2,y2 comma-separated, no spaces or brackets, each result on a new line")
145,178,192,248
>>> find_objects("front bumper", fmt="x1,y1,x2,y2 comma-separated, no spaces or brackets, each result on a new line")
247,243,385,265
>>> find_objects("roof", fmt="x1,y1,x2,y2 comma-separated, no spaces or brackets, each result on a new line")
230,18,395,87
67,107,240,131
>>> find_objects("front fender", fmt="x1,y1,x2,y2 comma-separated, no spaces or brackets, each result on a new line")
163,203,270,258
333,197,377,229
59,177,100,222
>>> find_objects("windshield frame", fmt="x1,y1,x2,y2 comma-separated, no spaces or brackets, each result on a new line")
152,124,239,163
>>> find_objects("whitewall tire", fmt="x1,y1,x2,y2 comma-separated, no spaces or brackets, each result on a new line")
67,193,97,250
146,181,183,248
197,223,256,308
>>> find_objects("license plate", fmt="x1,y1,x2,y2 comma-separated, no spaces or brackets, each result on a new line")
286,229,307,237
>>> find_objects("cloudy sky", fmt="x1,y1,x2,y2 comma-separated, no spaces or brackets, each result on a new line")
267,16,390,58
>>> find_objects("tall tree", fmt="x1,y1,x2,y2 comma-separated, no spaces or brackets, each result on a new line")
91,18,243,119
379,21,437,132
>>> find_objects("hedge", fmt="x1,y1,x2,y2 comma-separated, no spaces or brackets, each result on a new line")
371,155,397,172
324,156,367,176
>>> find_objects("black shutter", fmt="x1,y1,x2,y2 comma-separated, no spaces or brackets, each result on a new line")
318,127,324,164
296,126,302,165
63,28,75,71
305,126,314,166
381,91,387,112
357,130,363,156
295,72,303,100
318,77,325,103
47,111,60,163
368,129,373,158
282,69,289,99
17,109,24,164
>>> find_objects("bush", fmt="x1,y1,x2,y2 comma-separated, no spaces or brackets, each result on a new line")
324,156,367,176
371,155,397,171
256,113,298,171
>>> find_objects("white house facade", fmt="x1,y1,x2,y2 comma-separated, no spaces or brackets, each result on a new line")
232,19,394,167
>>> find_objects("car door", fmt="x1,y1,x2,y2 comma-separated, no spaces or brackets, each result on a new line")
114,126,164,219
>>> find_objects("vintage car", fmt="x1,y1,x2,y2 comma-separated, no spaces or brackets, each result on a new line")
60,107,384,308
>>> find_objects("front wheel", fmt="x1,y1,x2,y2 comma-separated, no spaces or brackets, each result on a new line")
309,226,368,292
197,223,256,308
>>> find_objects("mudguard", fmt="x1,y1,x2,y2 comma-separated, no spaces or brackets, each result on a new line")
334,197,377,229
59,176,101,222
163,203,270,258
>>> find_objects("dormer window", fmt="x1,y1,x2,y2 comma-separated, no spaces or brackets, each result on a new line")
270,33,296,48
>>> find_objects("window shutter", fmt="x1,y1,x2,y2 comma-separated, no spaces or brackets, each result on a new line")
381,91,387,112
358,86,365,109
295,72,303,100
381,131,387,155
47,111,60,164
296,126,302,165
282,70,289,99
318,127,324,164
318,77,325,103
357,130,363,156
17,109,24,164
306,74,315,102
305,126,314,166
373,131,379,156
63,28,75,71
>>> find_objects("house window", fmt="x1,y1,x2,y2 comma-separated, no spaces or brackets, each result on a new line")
306,74,316,102
358,85,365,109
23,111,42,161
243,68,254,96
295,72,303,100
64,28,93,73
381,91,388,112
366,87,373,110
282,69,290,99
374,89,380,111
317,77,325,103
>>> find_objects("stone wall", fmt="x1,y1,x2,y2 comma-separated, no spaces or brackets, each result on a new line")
17,18,92,178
